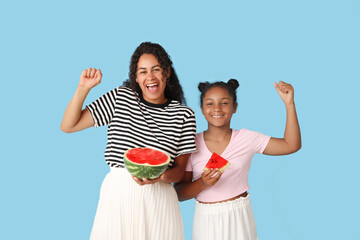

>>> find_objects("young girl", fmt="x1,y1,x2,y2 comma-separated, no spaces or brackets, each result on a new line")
60,42,196,240
175,79,301,240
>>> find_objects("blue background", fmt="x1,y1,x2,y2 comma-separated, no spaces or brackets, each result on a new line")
1,0,360,239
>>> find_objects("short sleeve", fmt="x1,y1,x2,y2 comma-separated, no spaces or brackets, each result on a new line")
249,130,271,154
86,87,117,128
185,154,194,172
176,109,197,156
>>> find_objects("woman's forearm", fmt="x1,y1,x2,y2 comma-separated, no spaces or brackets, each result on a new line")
60,87,90,133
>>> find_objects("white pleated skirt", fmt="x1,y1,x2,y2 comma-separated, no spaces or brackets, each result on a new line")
192,194,257,240
90,167,184,240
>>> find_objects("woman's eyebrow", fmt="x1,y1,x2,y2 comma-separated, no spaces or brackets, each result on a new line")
138,65,161,71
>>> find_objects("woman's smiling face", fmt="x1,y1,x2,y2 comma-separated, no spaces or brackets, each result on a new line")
201,86,237,128
136,54,168,104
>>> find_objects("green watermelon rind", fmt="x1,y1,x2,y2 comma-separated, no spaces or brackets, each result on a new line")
124,148,171,179
204,162,230,172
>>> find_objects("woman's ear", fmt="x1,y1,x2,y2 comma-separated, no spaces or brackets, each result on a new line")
167,67,171,79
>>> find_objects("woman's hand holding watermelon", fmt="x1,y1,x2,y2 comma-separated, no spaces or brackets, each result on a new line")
132,173,170,185
200,169,223,187
132,171,181,185
132,176,162,185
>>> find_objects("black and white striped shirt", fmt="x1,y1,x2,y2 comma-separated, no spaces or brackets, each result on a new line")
86,86,197,168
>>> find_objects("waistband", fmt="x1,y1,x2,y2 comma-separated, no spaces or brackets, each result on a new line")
195,193,251,213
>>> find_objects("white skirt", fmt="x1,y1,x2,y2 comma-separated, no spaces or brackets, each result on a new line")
90,167,184,240
192,194,257,240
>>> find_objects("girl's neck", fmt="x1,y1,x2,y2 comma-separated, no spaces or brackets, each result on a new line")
204,125,232,142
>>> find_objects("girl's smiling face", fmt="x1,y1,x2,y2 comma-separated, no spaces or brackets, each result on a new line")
201,86,237,128
136,54,168,104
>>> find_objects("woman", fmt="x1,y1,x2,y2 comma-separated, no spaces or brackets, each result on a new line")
175,79,301,240
61,42,196,240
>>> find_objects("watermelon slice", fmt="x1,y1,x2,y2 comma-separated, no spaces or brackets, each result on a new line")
204,153,230,172
124,147,171,179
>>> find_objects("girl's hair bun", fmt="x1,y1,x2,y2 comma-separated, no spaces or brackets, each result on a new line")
198,82,210,92
227,79,239,90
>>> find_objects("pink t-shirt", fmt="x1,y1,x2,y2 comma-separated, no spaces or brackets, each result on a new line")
185,128,271,202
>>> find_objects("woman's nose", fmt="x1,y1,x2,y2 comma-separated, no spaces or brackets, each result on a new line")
146,71,155,79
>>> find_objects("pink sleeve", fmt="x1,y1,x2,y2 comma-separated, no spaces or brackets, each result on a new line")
185,154,193,172
253,131,271,153
258,135,271,153
242,129,271,154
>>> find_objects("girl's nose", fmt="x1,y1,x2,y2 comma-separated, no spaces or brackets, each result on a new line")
213,104,221,111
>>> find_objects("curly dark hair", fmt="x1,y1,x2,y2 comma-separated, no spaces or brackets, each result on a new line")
123,42,186,104
198,79,239,107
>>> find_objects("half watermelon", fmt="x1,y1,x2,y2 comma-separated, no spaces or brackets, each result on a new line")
124,147,171,179
204,153,230,172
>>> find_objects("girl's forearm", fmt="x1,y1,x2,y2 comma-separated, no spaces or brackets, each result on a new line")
175,178,207,202
162,166,187,184
284,102,301,152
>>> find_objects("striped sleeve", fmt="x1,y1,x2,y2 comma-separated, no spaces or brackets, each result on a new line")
86,87,118,127
176,109,197,156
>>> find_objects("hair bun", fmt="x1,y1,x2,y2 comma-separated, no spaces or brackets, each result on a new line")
227,79,239,90
198,82,210,92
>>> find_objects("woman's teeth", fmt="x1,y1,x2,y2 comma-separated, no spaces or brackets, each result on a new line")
147,83,158,92
147,83,158,88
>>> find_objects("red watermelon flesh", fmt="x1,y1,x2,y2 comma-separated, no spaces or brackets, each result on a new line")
125,148,169,165
124,148,171,179
204,153,230,172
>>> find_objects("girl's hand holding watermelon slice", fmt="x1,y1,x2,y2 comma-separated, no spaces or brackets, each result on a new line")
200,169,223,187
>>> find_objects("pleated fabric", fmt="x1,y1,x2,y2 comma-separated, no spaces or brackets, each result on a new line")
90,167,184,240
192,194,257,240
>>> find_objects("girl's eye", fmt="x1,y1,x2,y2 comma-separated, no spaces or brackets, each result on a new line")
153,68,160,72
222,102,229,105
139,71,146,74
206,103,212,106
